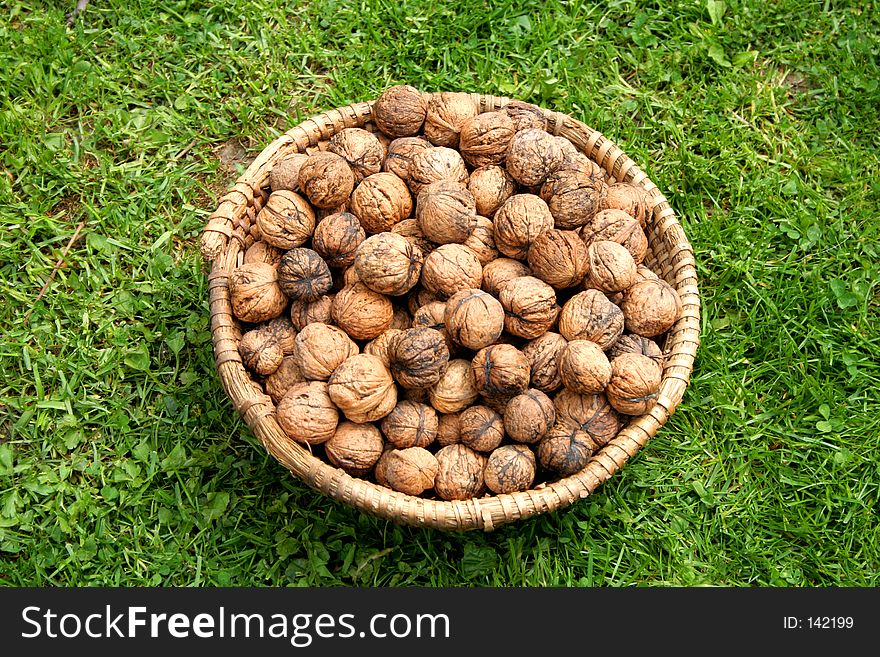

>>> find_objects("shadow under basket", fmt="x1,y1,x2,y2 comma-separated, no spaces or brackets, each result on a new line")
199,93,700,532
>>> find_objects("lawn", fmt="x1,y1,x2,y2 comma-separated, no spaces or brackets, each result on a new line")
1,0,878,587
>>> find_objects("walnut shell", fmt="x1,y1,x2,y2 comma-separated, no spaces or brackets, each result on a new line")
522,332,568,393
276,381,339,445
558,289,624,350
444,288,505,350
350,172,413,234
364,328,404,367
265,355,307,403
243,240,283,267
471,343,530,399
374,446,439,495
459,405,504,453
428,358,479,414
297,151,355,209
292,322,359,381
494,194,554,260
537,423,597,477
411,300,455,355
540,161,607,229
352,232,423,297
434,444,487,500
602,182,652,227
554,136,583,167
289,294,335,331
407,146,469,195
480,257,531,297
277,249,332,304
383,136,433,185
269,153,309,193
468,165,516,218
527,229,590,289
505,128,564,187
327,353,397,423
504,389,556,444
373,85,429,138
390,217,434,256
608,334,664,371
229,262,288,324
553,388,620,447
498,276,560,339
502,100,546,132
558,339,612,394
324,421,385,476
331,282,394,340
586,241,638,293
340,266,361,288
312,212,366,269
388,327,450,390
255,190,316,250
605,352,662,415
620,279,683,337
420,244,483,299
436,412,462,447
380,400,438,449
484,444,536,494
580,208,648,264
239,328,284,375
462,216,499,266
458,111,516,168
424,92,479,148
416,182,477,245
328,127,385,184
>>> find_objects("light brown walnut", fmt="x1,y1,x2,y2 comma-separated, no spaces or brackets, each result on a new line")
558,340,612,395
292,322,359,381
423,92,479,149
331,282,394,340
605,352,662,415
297,151,355,209
255,190,316,249
493,193,554,260
275,381,339,445
458,111,516,168
505,128,564,187
380,400,439,449
434,444,487,500
373,85,429,138
558,289,624,350
521,332,568,393
497,276,560,339
527,229,590,289
503,389,556,444
327,353,397,423
483,445,536,494
420,244,483,299
328,127,385,184
312,212,366,269
350,172,413,234
324,421,385,476
444,288,505,351
229,262,288,324
468,165,516,218
620,279,683,337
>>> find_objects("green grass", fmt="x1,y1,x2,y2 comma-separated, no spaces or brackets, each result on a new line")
1,0,879,587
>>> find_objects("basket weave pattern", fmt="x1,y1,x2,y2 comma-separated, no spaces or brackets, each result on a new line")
200,94,700,531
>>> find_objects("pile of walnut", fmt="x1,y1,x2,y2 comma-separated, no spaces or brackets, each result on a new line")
228,86,682,500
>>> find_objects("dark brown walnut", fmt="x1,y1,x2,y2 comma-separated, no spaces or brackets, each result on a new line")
506,128,564,187
497,276,560,340
462,216,499,266
312,212,366,269
265,355,307,403
527,229,590,289
374,447,439,496
380,400,438,449
481,257,531,297
292,322,359,381
423,92,479,148
558,339,612,395
502,100,546,132
364,328,404,367
407,146,469,195
484,444,536,494
327,353,397,423
243,240,283,267
608,334,664,372
411,300,455,355
444,288,505,350
383,136,433,186
229,262,288,324
537,423,598,477
586,240,638,293
436,412,462,446
580,208,648,264
434,444,487,500
468,165,516,218
553,388,621,448
388,327,450,390
522,332,568,393
278,248,333,302
428,358,479,414
416,181,477,245
605,352,662,416
324,421,385,476
269,153,309,193
331,282,394,340
558,289,625,350
353,232,423,297
263,316,298,355
494,194,554,260
471,343,530,399
239,327,284,376
420,244,483,299
459,405,504,453
255,190,316,250
373,84,429,138
289,294,334,331
327,127,385,184
540,160,607,229
275,381,339,445
504,389,556,444
479,392,514,416
620,279,683,337
297,151,355,210
602,182,652,227
350,172,413,235
458,111,516,168
403,386,429,404
390,218,434,257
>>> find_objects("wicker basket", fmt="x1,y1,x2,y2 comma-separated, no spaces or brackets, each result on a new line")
199,93,700,532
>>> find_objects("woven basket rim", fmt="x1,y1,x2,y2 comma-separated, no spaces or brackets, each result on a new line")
200,92,701,532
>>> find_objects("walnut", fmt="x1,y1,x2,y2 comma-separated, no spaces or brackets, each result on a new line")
553,388,620,447
471,343,530,399
411,300,455,355
484,445,536,494
388,327,450,389
416,182,477,245
297,151,355,209
634,264,661,284
312,212,366,269
480,258,531,296
620,279,683,337
521,332,567,393
444,288,505,350
527,229,589,289
243,240,283,267
459,405,504,453
424,92,479,148
497,276,560,339
364,328,404,367
383,136,433,185
606,352,662,415
558,289,624,350
340,265,361,288
239,327,284,375
434,444,486,500
420,244,483,299
350,172,413,234
327,353,397,423
380,400,438,449
229,262,287,324
324,421,385,476
554,136,583,167
289,294,334,331
540,160,607,229
494,194,554,259
265,356,306,403
327,127,384,184
506,128,564,187
458,111,516,168
269,153,309,192
331,282,394,340
586,240,638,293
502,100,546,132
503,389,556,444
436,412,462,446
351,232,423,297
462,216,499,265
277,248,333,302
292,322,359,381
602,182,651,227
537,423,597,477
275,381,339,445
407,146,469,195
468,165,516,218
558,340,612,394
374,447,439,495
373,84,429,137
255,190,316,250
608,334,664,371
391,218,434,256
580,208,648,264
428,358,479,413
